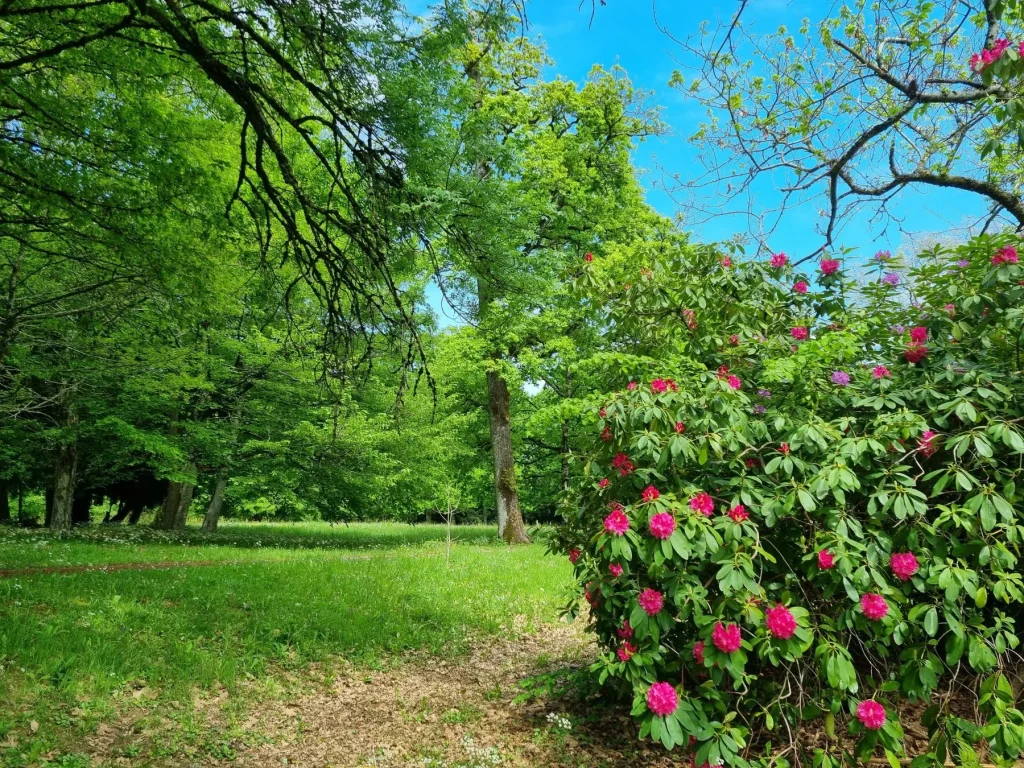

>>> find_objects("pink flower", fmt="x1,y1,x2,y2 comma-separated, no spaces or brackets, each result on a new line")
666,379,678,392
820,258,840,275
641,485,660,503
890,552,919,581
617,621,633,639
791,326,809,341
944,303,956,317
874,250,892,261
585,252,594,263
649,512,676,539
675,421,686,434
904,345,928,363
617,641,637,662
909,326,928,345
712,622,742,653
604,508,630,535
600,426,612,442
598,478,609,489
818,549,835,570
856,700,887,730
721,256,732,268
765,604,798,640
569,548,581,564
651,378,668,394
692,641,705,665
689,492,714,517
638,588,664,616
770,252,788,268
611,453,634,476
729,334,739,345
872,365,891,379
831,370,851,386
793,281,809,294
780,442,790,455
727,504,748,523
993,245,1019,265
727,375,742,390
609,563,624,578
646,682,678,716
860,593,889,621
627,381,637,391
919,429,938,457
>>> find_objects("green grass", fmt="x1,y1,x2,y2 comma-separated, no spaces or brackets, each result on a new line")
0,520,500,569
0,523,568,767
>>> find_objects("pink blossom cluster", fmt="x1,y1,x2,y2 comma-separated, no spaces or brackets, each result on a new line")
861,593,889,621
765,604,798,639
919,429,939,458
609,563,624,578
648,512,676,539
970,38,1016,71
692,641,705,664
646,682,678,716
856,700,887,730
712,621,742,653
641,485,660,503
820,258,840,275
818,549,835,569
638,587,664,616
890,551,919,581
905,326,928,364
611,452,634,476
617,640,637,661
727,504,748,523
689,491,714,516
769,251,788,268
993,245,1019,265
791,326,809,341
604,506,630,535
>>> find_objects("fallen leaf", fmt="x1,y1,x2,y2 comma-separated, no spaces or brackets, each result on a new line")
29,720,38,733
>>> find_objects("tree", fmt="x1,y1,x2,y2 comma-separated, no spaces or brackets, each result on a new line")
670,0,1024,260
416,2,661,541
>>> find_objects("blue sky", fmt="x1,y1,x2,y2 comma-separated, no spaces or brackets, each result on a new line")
423,0,988,325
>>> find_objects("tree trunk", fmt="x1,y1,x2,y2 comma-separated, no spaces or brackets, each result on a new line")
17,483,26,524
172,478,195,530
127,503,145,525
202,472,227,532
50,440,78,531
483,358,529,544
153,481,182,529
44,485,54,526
560,421,570,492
0,479,9,524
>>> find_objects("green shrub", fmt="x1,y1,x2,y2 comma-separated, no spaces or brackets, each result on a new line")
556,238,1024,766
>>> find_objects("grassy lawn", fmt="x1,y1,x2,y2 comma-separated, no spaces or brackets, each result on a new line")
0,523,569,767
0,520,500,569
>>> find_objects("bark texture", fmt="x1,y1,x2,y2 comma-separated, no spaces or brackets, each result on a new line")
0,479,9,524
483,354,529,544
202,472,228,532
50,438,78,531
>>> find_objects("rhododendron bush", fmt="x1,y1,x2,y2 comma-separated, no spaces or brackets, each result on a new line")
554,236,1024,766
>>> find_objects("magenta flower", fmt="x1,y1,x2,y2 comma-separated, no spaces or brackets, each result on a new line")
765,604,798,640
727,504,749,523
872,365,891,379
617,641,637,662
598,478,609,489
712,621,742,653
727,375,742,390
890,552,919,581
820,258,840,275
861,593,889,621
641,485,660,503
648,512,676,539
692,641,705,665
604,508,630,536
909,326,928,345
905,345,928,363
721,256,732,268
882,272,900,286
957,259,970,268
993,245,1019,265
793,280,809,294
791,326,809,341
627,381,637,391
770,252,788,268
675,421,686,434
874,250,892,261
638,588,664,616
646,682,678,716
919,429,938,457
856,700,887,730
609,563,624,578
650,378,667,394
729,333,739,345
617,621,633,639
831,370,851,386
568,548,581,564
584,252,594,263
818,549,835,570
689,492,714,517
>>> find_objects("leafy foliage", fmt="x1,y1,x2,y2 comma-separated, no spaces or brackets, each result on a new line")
557,239,1024,765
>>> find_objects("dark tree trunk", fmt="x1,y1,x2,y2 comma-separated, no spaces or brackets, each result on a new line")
172,479,195,529
72,492,92,525
50,440,78,531
202,472,227,532
153,481,182,529
109,501,128,523
44,485,54,526
0,479,9,524
17,484,26,524
127,503,145,525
